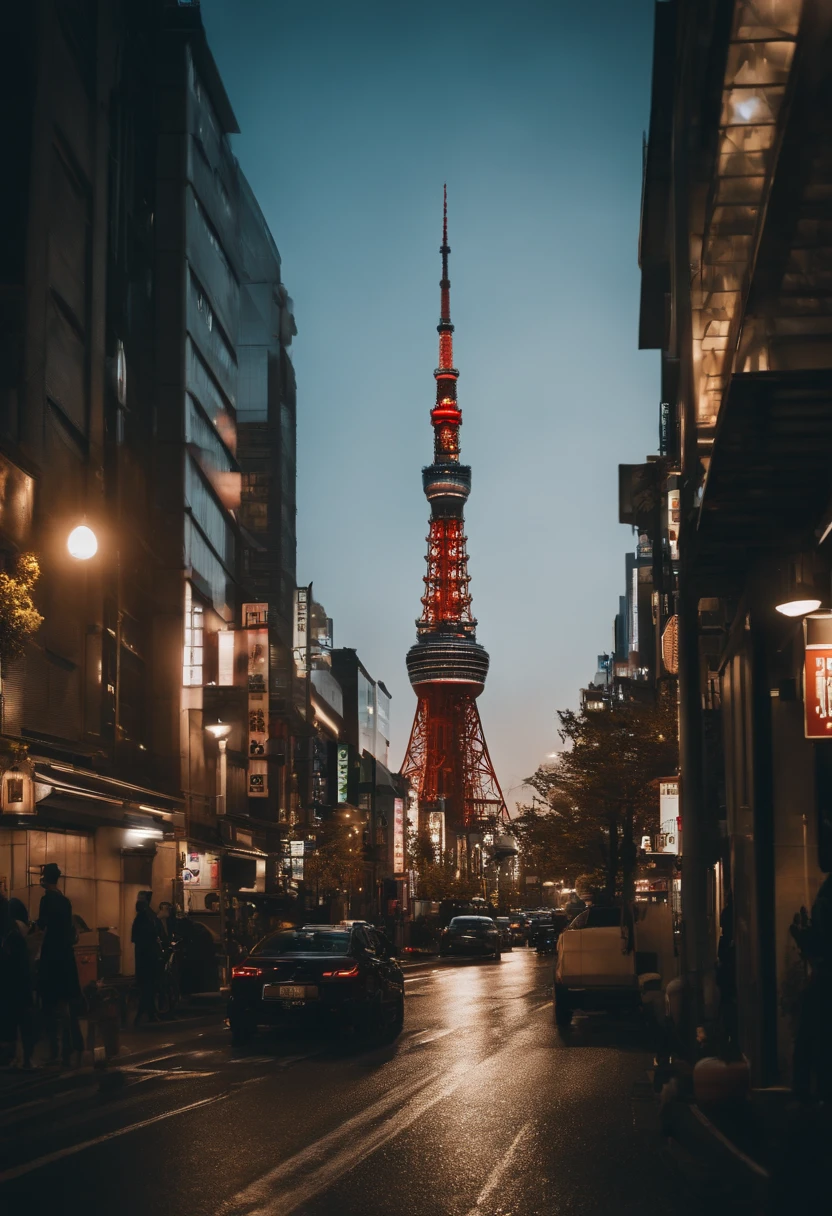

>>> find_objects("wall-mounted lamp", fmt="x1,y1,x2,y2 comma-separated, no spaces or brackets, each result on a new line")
776,555,824,618
67,524,98,561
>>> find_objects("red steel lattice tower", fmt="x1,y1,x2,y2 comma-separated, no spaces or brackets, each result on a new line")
401,190,508,837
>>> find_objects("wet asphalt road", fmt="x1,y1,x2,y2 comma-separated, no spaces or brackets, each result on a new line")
1,951,719,1216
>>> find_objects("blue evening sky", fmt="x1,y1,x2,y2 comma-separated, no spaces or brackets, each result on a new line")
201,0,658,807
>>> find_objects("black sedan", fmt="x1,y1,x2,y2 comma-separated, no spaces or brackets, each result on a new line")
439,916,501,960
228,924,404,1044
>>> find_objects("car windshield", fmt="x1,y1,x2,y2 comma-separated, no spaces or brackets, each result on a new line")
449,918,492,930
496,918,510,926
252,930,351,956
585,908,623,928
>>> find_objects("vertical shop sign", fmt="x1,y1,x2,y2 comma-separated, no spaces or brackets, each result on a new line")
244,602,269,797
293,587,309,676
805,647,832,738
667,489,680,562
337,744,349,803
659,779,679,852
393,797,405,874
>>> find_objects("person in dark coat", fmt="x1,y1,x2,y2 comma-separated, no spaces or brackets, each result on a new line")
37,863,84,1066
1,898,36,1069
131,898,162,1024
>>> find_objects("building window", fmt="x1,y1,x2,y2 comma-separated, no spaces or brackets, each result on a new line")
183,582,204,686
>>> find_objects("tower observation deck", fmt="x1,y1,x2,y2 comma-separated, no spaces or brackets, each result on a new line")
401,190,508,839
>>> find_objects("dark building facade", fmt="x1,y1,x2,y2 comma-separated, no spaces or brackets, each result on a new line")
0,0,298,975
635,0,832,1084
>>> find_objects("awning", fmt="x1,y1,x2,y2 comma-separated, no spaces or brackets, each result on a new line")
696,369,832,589
26,760,185,832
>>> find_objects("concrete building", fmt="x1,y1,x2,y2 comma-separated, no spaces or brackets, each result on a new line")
0,0,298,976
636,0,832,1084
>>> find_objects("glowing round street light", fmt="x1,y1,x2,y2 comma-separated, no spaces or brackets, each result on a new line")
204,721,232,741
67,524,98,561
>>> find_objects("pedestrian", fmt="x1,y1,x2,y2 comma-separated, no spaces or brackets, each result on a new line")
37,863,84,1067
131,898,162,1025
0,898,36,1069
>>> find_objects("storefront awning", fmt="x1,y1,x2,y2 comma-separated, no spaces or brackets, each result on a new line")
28,760,185,832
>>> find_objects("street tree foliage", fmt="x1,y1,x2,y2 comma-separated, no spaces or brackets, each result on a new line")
520,686,678,900
408,829,482,901
0,554,43,665
302,818,364,896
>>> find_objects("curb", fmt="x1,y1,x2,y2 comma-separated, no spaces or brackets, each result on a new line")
662,1096,769,1210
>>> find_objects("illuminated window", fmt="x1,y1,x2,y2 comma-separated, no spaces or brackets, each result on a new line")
183,583,204,686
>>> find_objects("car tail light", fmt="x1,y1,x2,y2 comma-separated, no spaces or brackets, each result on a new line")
232,965,264,978
321,965,360,978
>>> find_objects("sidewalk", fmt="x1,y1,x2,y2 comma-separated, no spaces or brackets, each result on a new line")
0,992,227,1109
659,1077,832,1211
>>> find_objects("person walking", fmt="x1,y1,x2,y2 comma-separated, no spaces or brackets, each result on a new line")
1,899,36,1069
37,863,84,1067
131,897,162,1025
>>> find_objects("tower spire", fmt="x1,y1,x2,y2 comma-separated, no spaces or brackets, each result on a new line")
433,188,461,462
402,193,509,841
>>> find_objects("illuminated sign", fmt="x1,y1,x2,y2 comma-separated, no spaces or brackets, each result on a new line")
805,647,832,738
393,797,405,874
246,618,269,797
242,602,268,628
659,779,679,854
337,744,349,803
667,489,680,563
293,587,309,677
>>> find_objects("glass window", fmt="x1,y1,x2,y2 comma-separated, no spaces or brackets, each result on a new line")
568,911,589,930
585,908,622,929
183,582,204,687
252,930,351,956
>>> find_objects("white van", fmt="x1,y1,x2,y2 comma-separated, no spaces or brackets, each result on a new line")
553,902,674,1026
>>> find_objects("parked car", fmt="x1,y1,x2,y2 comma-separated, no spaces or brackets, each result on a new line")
439,916,501,960
553,903,673,1026
494,917,514,951
228,923,404,1044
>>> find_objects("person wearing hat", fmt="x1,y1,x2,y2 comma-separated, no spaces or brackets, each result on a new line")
37,863,83,1067
1,898,36,1068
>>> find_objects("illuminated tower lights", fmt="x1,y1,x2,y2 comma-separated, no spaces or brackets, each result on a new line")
401,189,508,851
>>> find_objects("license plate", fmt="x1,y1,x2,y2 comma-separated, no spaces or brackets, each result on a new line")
262,984,318,1001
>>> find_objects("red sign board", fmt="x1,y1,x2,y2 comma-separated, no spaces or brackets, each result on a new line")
805,647,832,737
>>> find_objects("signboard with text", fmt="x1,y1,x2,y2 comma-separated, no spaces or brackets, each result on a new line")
806,647,832,737
393,797,405,874
245,605,269,797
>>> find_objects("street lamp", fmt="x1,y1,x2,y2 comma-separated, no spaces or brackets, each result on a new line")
205,721,232,816
67,524,98,561
776,555,823,618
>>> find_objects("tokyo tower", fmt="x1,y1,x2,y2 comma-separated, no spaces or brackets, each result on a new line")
401,189,508,856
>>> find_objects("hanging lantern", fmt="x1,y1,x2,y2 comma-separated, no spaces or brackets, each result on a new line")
1,761,35,815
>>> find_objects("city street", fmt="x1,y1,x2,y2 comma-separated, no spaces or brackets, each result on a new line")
2,951,728,1216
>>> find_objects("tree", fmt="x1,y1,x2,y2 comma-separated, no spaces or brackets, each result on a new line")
302,819,363,904
525,686,678,900
0,554,43,665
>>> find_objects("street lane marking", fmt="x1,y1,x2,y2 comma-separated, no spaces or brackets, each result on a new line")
465,1122,531,1214
223,1045,519,1216
0,1091,231,1182
219,1071,443,1216
408,1028,455,1046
